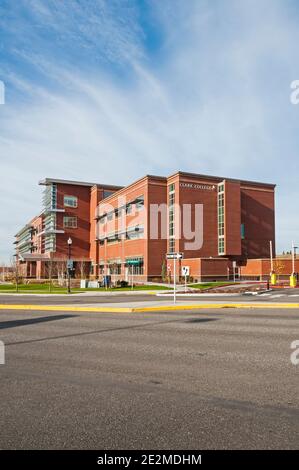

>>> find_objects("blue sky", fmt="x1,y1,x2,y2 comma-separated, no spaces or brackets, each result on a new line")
1,0,299,262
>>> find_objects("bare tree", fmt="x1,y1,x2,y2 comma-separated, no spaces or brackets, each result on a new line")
56,259,68,286
77,260,87,279
10,255,19,292
44,258,54,292
0,262,6,282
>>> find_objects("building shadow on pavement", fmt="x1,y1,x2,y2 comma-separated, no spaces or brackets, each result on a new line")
0,314,76,330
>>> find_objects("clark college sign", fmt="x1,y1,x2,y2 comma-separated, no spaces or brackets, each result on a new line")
180,182,216,191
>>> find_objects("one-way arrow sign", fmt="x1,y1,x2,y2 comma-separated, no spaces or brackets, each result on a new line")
166,252,184,260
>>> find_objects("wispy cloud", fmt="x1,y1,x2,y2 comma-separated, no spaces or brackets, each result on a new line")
0,0,299,261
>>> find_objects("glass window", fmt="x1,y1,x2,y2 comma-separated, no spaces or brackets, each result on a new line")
63,216,77,228
218,185,225,255
136,196,144,210
126,225,144,240
64,195,78,208
107,232,119,244
126,258,144,275
169,238,175,253
218,238,225,254
103,190,115,199
241,223,245,240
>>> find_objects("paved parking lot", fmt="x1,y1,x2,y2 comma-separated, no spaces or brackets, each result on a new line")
0,307,298,449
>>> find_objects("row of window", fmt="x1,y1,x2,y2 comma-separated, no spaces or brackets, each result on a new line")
217,184,246,254
217,184,225,255
98,258,144,275
43,184,57,211
98,196,144,224
168,183,175,253
98,225,144,244
64,195,78,208
63,216,77,228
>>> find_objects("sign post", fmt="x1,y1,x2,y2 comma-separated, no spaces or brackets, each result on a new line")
182,266,189,293
126,259,140,290
232,261,237,283
166,253,183,304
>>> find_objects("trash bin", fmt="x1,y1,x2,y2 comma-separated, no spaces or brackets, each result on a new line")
270,272,277,286
290,274,297,288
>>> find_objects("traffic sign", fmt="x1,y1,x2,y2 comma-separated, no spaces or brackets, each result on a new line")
166,252,184,260
67,260,74,270
182,266,190,276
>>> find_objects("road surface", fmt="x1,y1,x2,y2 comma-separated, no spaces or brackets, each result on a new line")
0,306,298,449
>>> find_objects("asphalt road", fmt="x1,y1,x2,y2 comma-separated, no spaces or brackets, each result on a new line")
1,288,299,304
0,307,298,449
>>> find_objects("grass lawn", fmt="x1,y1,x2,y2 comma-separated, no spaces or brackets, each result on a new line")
188,281,236,290
0,283,171,294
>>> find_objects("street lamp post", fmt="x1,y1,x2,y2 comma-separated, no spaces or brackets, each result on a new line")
290,241,298,288
269,240,276,286
15,253,19,293
67,237,72,294
292,241,297,274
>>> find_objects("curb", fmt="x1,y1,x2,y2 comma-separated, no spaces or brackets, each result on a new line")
1,303,299,313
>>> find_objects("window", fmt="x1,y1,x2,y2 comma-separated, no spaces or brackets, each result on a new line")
108,262,122,275
126,257,144,275
63,216,77,228
43,183,57,211
136,196,144,210
218,238,225,254
169,238,175,253
64,195,78,208
126,225,144,240
107,212,113,222
103,190,115,199
218,183,225,255
107,232,119,244
126,204,132,215
168,184,175,253
44,234,56,253
44,213,56,231
241,223,245,240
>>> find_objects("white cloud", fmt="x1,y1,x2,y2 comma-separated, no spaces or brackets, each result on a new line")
0,0,299,261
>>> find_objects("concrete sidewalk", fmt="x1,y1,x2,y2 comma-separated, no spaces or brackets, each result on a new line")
0,290,162,297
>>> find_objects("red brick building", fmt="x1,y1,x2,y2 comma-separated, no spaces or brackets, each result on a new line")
15,172,276,282
15,178,122,279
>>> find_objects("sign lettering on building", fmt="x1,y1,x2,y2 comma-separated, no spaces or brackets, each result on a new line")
180,182,216,191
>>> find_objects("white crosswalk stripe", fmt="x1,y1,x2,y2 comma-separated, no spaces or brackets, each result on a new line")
270,294,285,298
